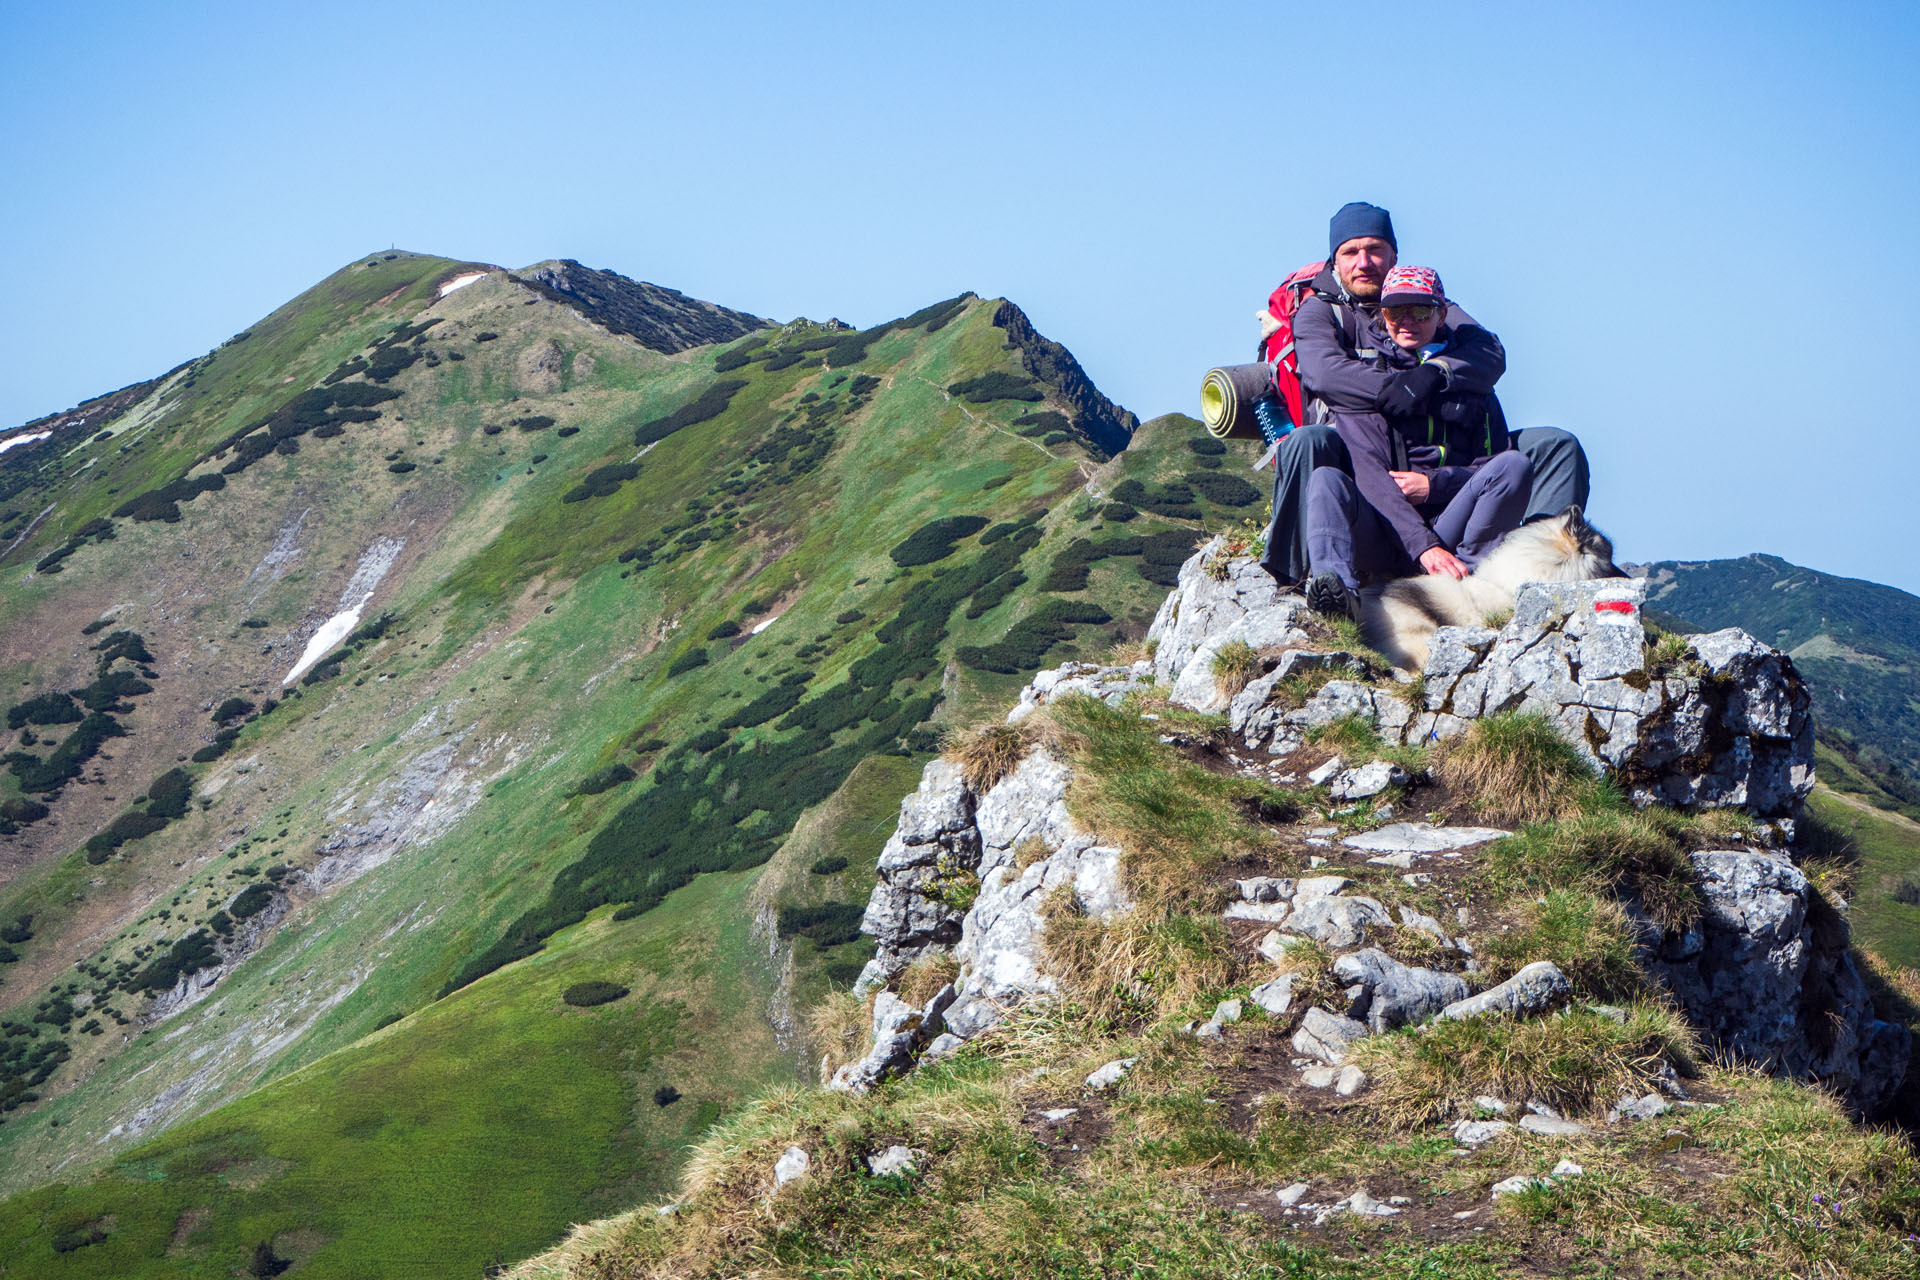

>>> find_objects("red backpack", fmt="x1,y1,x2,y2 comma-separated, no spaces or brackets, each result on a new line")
1259,261,1327,432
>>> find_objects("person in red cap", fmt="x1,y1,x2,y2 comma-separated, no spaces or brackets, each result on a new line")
1256,202,1589,593
1302,264,1533,619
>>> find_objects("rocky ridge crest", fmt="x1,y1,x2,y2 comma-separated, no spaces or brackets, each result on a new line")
843,541,1908,1114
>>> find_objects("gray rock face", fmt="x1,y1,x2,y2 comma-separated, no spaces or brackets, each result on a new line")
1006,660,1155,724
1342,823,1511,855
1292,1007,1371,1065
844,710,1138,1086
1332,948,1469,1032
1644,850,1910,1113
827,984,958,1093
1329,760,1408,801
1147,541,1303,687
857,761,979,982
1439,962,1572,1022
1250,973,1297,1016
1287,895,1392,949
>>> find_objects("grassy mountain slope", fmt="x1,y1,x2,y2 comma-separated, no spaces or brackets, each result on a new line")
0,255,1269,1274
1645,554,1920,814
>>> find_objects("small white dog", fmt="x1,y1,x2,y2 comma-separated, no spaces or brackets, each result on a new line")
1361,506,1626,671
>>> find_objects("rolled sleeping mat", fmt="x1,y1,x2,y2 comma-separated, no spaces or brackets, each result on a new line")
1200,363,1276,441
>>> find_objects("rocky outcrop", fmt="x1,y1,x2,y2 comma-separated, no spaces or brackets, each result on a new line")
513,259,768,354
842,544,1903,1109
991,301,1137,458
842,743,1134,1089
1187,555,1816,828
1641,850,1909,1114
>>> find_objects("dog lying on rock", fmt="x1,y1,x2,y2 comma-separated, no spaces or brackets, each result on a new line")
1361,506,1626,671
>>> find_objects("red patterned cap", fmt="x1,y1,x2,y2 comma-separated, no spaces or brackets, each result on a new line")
1380,265,1445,309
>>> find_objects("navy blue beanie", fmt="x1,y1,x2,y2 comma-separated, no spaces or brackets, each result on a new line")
1328,202,1396,257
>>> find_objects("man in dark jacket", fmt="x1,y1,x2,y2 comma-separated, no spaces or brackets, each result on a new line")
1257,202,1588,587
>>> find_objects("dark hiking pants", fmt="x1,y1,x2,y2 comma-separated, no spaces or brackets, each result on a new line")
1305,449,1533,590
1260,425,1588,586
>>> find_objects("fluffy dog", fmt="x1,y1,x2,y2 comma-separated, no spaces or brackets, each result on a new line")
1361,506,1627,671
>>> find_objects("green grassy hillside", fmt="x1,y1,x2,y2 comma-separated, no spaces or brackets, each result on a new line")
0,254,1269,1274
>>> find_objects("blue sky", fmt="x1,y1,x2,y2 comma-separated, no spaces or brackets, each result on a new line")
3,1,1916,590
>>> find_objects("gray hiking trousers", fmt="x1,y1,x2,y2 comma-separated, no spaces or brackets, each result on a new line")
1259,425,1589,586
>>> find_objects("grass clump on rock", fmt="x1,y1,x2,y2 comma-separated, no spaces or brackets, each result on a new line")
1209,640,1260,699
1348,1003,1697,1128
1438,711,1607,824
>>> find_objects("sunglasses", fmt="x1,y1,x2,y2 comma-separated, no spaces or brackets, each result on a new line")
1382,305,1438,323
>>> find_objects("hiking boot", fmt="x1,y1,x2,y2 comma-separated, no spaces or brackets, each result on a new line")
1306,573,1361,623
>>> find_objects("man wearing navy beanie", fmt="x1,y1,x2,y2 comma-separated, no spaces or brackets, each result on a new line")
1326,201,1396,258
1256,202,1589,589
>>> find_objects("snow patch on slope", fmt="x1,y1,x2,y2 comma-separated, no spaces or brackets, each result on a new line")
437,271,488,298
281,536,405,685
0,430,51,456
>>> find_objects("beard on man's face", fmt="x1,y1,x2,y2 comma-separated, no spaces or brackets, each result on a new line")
1341,273,1383,301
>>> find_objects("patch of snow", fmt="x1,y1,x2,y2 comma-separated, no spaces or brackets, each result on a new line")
281,536,404,685
437,271,488,298
751,613,781,635
0,430,51,456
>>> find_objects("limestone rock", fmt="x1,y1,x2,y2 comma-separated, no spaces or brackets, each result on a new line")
867,1145,924,1177
1342,823,1511,855
773,1146,810,1189
1287,894,1392,949
1329,760,1408,801
1439,962,1570,1022
1518,1114,1590,1138
1332,947,1469,1032
1250,973,1297,1016
1292,1007,1370,1065
1644,849,1910,1113
1085,1057,1136,1091
1452,1119,1513,1145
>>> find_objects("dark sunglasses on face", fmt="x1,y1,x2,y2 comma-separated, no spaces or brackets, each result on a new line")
1383,306,1438,323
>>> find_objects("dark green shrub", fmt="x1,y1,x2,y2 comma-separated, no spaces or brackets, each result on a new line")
562,981,629,1007
8,712,128,793
653,1084,681,1106
50,1226,106,1253
810,855,849,875
474,331,499,342
633,379,749,447
835,610,865,625
1042,432,1070,446
708,620,742,639
956,600,1113,673
85,811,167,861
889,515,990,566
483,424,503,435
666,650,710,677
563,461,640,503
948,372,1042,403
572,764,636,796
720,684,805,730
145,768,192,819
387,461,417,474
776,902,865,946
556,426,579,437
1185,470,1261,506
230,884,274,919
6,693,80,730
1013,410,1069,435
134,930,219,992
0,944,14,964
688,729,728,753
1187,436,1228,455
212,697,255,723
1101,502,1138,522
0,916,31,944
515,415,555,432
